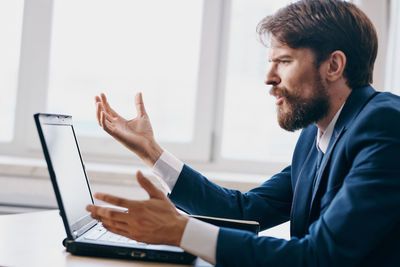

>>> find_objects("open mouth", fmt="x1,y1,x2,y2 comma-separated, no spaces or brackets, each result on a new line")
275,96,284,105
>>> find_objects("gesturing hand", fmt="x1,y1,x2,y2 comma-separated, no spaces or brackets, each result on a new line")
95,93,163,166
86,171,188,246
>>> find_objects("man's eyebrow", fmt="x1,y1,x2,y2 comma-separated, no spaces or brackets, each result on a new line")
269,55,293,62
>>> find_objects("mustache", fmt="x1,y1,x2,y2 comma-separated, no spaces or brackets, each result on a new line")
269,86,291,99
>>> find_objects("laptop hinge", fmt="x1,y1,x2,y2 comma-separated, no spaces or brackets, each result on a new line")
73,220,98,239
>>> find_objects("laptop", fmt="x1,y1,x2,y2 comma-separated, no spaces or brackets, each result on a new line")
34,113,196,264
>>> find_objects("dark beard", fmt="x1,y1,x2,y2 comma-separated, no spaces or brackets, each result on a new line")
270,75,330,132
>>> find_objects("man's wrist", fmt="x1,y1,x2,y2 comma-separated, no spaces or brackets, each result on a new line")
145,140,163,167
174,215,189,247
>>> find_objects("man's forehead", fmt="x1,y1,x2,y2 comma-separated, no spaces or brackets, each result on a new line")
269,43,293,58
269,37,287,49
268,38,315,61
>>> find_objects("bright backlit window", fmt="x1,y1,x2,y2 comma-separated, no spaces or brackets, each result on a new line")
48,0,203,143
0,0,24,142
221,0,299,163
1,0,395,173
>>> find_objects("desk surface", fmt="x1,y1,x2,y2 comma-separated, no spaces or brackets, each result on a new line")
0,210,211,267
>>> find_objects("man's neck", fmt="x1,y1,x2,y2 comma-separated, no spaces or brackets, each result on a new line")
316,84,351,132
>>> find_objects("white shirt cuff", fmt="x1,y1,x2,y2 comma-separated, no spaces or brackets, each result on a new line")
153,152,218,264
180,218,219,265
152,150,184,191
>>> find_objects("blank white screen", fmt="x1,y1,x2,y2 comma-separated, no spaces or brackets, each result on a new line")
42,124,93,225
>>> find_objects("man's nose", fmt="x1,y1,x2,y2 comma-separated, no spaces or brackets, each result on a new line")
265,65,280,86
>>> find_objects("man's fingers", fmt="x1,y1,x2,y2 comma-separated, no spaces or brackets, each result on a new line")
93,193,131,208
86,204,130,223
100,111,112,124
100,93,118,117
95,95,102,126
100,111,115,135
136,171,165,199
102,223,130,238
93,192,142,210
96,101,103,127
100,217,129,229
135,93,148,117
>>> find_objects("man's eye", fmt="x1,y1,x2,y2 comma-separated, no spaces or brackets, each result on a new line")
281,61,290,64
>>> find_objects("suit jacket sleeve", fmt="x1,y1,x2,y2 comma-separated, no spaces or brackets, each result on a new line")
169,165,293,230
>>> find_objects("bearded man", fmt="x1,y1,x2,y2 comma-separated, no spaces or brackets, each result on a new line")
87,0,400,266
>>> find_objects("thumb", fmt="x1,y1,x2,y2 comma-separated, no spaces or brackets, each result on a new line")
136,171,165,200
135,92,148,117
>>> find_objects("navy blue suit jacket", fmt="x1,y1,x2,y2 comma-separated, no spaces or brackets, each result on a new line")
169,86,400,266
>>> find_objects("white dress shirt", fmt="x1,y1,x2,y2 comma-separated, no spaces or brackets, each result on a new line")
151,106,344,265
316,105,344,153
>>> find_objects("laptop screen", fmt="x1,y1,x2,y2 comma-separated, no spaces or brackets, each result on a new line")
37,114,95,236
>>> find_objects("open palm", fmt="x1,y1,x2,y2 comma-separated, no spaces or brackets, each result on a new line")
95,93,162,166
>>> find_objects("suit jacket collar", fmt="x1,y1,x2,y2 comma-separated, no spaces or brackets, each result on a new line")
333,85,378,133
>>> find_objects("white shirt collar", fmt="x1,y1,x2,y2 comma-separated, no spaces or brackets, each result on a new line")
316,104,344,153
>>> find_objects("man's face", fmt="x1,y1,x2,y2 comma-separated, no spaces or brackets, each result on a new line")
266,40,330,131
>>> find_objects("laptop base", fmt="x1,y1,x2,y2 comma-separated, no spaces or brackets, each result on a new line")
63,238,196,264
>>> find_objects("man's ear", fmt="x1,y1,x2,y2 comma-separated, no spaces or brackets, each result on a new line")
325,50,346,82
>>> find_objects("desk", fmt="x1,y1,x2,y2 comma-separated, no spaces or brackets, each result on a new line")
0,210,211,267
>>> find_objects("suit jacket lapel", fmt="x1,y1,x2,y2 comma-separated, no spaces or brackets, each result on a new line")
309,126,345,212
290,140,319,237
308,85,378,219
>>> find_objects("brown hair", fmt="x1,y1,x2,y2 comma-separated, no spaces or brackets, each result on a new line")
257,0,378,89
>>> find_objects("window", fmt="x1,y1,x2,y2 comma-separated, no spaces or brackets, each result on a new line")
0,0,24,142
48,0,203,144
221,0,298,163
45,0,209,161
385,0,400,94
0,0,396,174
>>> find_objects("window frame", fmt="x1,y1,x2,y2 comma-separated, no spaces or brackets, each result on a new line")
0,0,392,175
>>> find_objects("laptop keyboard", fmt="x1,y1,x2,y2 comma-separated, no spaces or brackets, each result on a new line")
84,225,148,247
